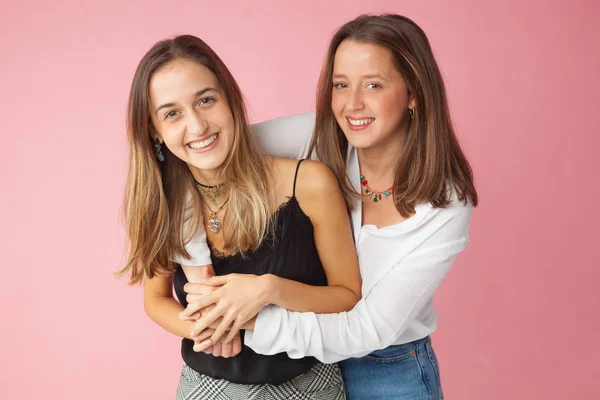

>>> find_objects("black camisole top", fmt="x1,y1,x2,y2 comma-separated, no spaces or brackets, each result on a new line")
173,160,328,385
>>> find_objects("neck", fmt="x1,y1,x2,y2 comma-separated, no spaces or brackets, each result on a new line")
358,127,407,182
191,167,225,187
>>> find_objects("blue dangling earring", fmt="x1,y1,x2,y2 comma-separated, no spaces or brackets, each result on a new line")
154,140,165,162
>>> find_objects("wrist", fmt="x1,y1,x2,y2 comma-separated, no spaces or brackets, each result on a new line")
260,274,279,307
243,315,257,330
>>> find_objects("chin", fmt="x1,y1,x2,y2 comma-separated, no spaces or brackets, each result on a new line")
344,134,378,150
188,154,227,171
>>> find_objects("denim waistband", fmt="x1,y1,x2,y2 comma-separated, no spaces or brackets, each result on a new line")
368,336,430,358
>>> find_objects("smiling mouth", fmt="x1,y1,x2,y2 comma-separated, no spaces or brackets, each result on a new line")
347,118,375,126
188,133,219,150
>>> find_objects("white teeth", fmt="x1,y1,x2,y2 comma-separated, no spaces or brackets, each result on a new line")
189,134,218,149
348,118,374,126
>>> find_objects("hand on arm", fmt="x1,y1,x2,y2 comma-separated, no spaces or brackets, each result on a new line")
246,205,473,363
142,271,214,343
178,265,242,357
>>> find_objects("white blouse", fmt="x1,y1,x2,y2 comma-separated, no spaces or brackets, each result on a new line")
241,113,473,363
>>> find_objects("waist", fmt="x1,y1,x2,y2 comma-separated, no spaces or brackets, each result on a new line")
367,336,431,359
181,337,319,385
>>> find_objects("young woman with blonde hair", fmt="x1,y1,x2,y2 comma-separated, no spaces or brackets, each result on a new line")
119,34,361,399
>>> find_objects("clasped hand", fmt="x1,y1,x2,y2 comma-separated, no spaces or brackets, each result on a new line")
180,273,271,353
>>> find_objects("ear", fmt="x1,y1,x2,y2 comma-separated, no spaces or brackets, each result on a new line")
149,124,163,143
408,95,417,111
153,135,163,144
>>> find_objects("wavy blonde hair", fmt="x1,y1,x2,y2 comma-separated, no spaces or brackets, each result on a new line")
118,35,273,284
308,14,478,215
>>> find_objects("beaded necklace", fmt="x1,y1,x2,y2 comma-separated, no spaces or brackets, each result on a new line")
360,174,393,203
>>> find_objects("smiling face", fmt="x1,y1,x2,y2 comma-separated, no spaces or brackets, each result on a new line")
331,40,415,150
149,58,235,178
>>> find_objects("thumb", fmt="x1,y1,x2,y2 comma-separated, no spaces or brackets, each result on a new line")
200,265,215,279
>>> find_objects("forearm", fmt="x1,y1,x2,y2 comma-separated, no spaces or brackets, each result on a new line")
265,274,360,313
245,304,376,363
241,316,256,330
144,295,194,340
247,238,469,362
182,264,212,283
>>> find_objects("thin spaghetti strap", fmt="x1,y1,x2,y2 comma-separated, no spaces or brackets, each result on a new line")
292,159,305,197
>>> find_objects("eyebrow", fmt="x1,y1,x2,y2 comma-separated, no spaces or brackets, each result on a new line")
154,87,218,115
332,73,390,82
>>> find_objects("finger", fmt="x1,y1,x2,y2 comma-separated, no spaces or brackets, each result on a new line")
192,327,215,353
200,304,216,315
186,294,200,303
184,282,214,295
179,309,203,321
193,339,212,352
186,287,216,303
210,313,235,344
190,306,225,337
210,341,222,357
185,283,218,303
202,275,234,286
190,327,214,353
231,334,242,357
191,327,214,340
220,340,233,358
201,345,213,354
223,319,245,344
206,316,224,330
186,286,217,303
184,282,201,294
182,292,219,317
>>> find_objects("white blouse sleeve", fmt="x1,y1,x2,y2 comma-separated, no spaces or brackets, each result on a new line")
172,222,212,266
245,203,472,363
251,112,316,159
172,199,212,266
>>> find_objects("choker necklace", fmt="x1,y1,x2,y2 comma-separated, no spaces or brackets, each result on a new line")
193,178,226,205
201,196,229,233
360,175,393,203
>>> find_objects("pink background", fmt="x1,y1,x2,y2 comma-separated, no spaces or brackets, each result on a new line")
2,0,599,399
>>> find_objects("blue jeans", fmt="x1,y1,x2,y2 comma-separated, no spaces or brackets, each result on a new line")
340,336,443,400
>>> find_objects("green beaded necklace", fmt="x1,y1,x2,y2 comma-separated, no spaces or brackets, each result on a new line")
194,180,226,205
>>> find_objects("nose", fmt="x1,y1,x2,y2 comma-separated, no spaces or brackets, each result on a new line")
187,111,209,136
345,88,365,112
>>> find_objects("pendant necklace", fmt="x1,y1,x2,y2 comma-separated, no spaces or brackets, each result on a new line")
201,196,229,233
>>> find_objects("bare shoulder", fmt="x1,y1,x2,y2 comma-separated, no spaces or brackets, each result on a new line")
294,160,339,197
271,158,341,203
294,160,344,221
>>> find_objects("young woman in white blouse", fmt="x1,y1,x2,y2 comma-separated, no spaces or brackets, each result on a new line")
182,14,478,399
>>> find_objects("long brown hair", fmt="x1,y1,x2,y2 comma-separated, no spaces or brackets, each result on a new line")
118,35,273,284
308,14,478,215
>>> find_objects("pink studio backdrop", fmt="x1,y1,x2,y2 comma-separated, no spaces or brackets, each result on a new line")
1,0,598,399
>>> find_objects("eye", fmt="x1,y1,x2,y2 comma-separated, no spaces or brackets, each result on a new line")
333,82,348,89
366,83,382,89
199,97,215,106
164,110,180,120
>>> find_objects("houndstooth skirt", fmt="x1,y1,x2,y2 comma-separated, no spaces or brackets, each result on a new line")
176,362,346,400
